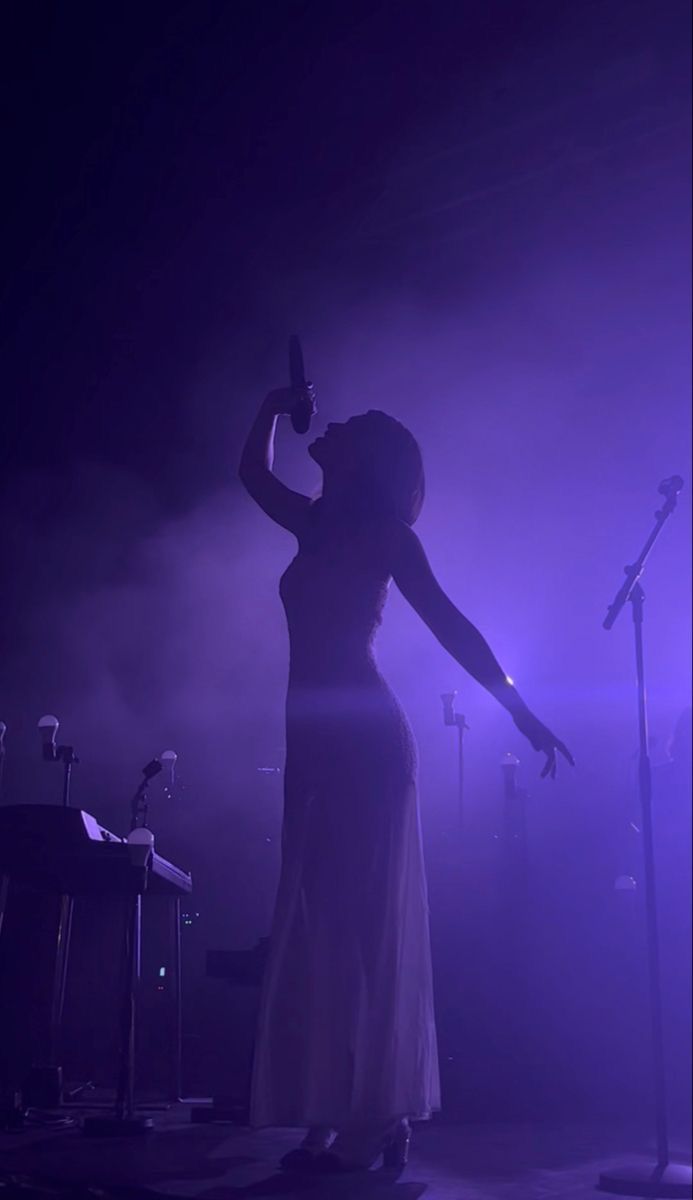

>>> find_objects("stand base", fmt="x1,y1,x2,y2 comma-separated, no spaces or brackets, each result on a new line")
190,1097,249,1125
83,1115,154,1137
599,1162,693,1198
23,1065,63,1108
0,1091,25,1132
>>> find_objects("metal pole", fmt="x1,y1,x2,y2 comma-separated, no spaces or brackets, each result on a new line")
631,584,669,1167
171,897,183,1101
598,475,691,1197
61,759,72,808
442,692,469,828
456,720,465,827
116,893,141,1121
49,894,74,1068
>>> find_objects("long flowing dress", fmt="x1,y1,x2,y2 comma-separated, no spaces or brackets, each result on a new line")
249,523,441,1129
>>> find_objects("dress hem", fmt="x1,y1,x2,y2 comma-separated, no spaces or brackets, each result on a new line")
249,1106,439,1131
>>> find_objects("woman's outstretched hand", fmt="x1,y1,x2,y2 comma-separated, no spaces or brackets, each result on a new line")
513,709,575,780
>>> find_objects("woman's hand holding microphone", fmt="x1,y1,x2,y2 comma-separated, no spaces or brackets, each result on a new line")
264,385,317,433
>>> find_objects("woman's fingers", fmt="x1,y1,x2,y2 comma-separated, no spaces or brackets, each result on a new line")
266,387,298,414
522,716,574,778
539,736,574,779
556,739,575,766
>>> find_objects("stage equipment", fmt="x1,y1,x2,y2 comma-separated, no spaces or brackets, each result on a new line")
491,753,533,1117
189,938,270,1125
0,800,191,1131
37,714,78,807
288,335,315,434
206,939,269,988
83,758,184,1136
441,691,469,827
499,752,529,899
598,474,691,1199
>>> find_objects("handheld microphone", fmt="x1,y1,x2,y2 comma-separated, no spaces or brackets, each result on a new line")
289,335,315,434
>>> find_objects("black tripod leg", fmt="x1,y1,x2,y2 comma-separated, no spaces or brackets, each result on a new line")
49,894,74,1069
170,897,183,1101
116,894,140,1121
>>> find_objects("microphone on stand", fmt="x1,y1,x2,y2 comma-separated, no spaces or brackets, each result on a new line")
654,474,684,525
441,691,469,830
441,691,469,732
288,335,315,434
658,475,684,497
161,749,177,789
38,714,60,762
441,693,457,727
37,715,78,806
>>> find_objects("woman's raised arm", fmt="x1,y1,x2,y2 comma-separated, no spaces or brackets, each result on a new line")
390,521,574,778
239,390,313,536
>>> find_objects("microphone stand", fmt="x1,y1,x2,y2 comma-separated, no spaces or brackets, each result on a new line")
499,753,529,905
441,692,470,829
83,760,161,1137
598,476,691,1199
58,746,78,808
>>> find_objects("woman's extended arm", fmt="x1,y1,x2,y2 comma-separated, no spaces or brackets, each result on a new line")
390,521,574,778
238,390,313,535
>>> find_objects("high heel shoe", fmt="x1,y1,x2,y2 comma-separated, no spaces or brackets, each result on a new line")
280,1126,336,1170
310,1118,412,1172
382,1118,412,1169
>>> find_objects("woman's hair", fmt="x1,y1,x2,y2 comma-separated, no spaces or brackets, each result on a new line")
350,410,425,526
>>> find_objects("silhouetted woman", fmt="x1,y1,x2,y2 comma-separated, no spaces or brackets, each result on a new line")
239,387,572,1172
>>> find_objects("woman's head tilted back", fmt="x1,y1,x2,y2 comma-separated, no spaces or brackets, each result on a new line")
309,410,425,526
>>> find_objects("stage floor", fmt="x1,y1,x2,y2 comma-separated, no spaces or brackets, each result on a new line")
0,1106,690,1199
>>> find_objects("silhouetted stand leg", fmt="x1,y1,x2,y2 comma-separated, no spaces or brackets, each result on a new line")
170,896,183,1101
83,891,153,1136
599,476,691,1199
